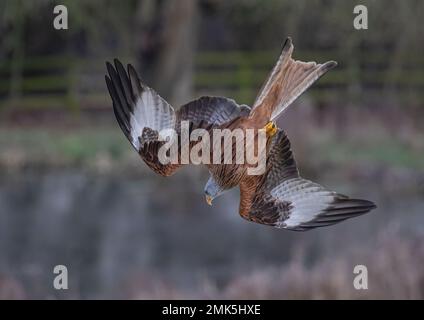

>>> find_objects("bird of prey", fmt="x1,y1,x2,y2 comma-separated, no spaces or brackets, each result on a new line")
105,37,376,231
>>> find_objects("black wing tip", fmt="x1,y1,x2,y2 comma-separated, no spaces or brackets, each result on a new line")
356,198,377,210
279,37,294,57
106,60,118,79
324,60,338,70
104,74,113,93
127,63,147,90
127,63,137,74
282,37,293,50
106,59,128,76
317,197,376,223
104,74,111,83
113,58,126,73
105,58,138,77
285,197,376,232
333,197,377,210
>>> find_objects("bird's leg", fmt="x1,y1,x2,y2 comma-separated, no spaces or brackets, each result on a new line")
264,121,277,137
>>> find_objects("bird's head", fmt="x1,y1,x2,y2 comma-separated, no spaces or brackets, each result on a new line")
204,176,225,206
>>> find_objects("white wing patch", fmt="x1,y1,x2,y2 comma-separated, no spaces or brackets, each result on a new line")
270,178,334,228
131,88,176,148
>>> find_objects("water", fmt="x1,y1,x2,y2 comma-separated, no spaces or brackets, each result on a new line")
0,169,422,298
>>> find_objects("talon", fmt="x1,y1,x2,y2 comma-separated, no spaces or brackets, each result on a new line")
264,121,277,137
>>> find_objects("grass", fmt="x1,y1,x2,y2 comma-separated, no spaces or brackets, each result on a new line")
0,126,135,170
0,124,423,176
315,138,424,170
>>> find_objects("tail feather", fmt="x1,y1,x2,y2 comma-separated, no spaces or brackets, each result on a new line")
252,37,337,121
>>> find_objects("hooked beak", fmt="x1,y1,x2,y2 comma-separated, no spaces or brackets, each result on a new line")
205,195,213,206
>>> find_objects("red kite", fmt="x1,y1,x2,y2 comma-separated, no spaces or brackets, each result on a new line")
106,37,376,231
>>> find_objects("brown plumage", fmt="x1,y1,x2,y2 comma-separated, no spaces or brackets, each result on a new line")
105,37,376,231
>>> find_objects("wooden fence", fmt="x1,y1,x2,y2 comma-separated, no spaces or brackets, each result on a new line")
0,50,423,112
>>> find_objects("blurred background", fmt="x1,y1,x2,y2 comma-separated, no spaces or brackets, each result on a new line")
0,0,423,299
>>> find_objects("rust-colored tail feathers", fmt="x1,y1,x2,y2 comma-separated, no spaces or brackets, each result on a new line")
252,37,337,121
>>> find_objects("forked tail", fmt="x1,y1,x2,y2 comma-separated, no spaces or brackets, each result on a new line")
251,37,337,122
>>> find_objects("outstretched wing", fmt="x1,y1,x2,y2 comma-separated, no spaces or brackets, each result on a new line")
239,130,376,231
252,37,337,122
106,59,250,176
